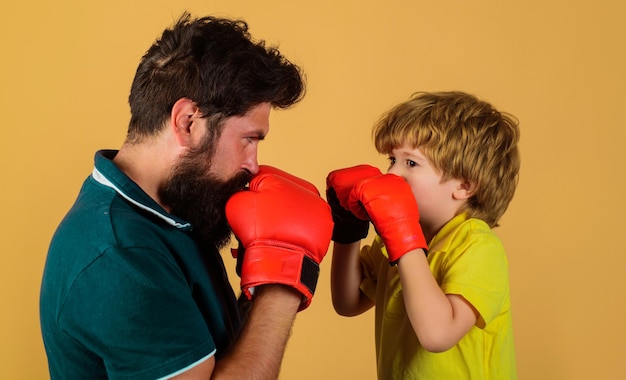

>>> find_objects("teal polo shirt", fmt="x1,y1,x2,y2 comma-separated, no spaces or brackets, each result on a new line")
40,150,240,380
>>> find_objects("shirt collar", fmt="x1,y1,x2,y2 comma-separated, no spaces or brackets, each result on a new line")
91,150,192,230
428,213,469,253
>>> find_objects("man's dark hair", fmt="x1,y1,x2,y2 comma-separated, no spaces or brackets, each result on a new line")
127,12,305,140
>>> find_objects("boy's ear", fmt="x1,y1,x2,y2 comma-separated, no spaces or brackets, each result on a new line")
170,98,201,147
453,180,475,200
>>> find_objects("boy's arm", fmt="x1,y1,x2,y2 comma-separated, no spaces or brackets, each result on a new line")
326,165,381,316
397,251,478,352
349,174,478,352
330,242,374,316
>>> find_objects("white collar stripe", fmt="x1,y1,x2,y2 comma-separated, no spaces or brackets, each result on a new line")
91,168,191,229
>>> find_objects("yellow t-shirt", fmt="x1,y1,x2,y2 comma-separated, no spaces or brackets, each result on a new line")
360,214,517,380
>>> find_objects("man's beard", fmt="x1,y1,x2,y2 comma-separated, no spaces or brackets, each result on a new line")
158,145,252,250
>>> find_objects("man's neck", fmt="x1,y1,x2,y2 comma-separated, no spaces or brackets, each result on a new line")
113,139,174,211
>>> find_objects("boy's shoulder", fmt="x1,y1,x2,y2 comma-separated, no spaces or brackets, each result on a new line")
431,214,502,253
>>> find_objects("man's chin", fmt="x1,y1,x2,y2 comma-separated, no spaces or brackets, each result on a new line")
160,164,251,250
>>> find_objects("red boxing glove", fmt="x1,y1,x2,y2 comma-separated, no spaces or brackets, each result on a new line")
230,165,321,274
226,167,333,310
348,174,427,264
258,165,319,194
326,165,383,243
326,165,383,220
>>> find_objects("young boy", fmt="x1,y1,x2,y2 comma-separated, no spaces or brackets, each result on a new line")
327,91,520,379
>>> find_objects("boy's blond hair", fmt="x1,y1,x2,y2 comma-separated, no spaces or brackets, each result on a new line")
373,91,520,227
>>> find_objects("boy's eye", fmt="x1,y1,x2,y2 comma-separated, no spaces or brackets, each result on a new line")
407,160,417,167
387,157,396,165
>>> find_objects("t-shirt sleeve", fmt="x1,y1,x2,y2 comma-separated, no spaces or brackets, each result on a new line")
58,246,216,380
439,234,510,328
359,236,387,302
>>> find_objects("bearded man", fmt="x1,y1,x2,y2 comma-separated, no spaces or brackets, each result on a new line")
40,13,333,379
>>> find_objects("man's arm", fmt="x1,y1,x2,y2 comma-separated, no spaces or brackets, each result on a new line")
175,166,332,379
171,285,300,379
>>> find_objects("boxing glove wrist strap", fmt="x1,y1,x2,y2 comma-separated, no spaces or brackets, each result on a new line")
239,241,320,310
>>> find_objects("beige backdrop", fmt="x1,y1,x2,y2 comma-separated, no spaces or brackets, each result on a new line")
2,1,625,379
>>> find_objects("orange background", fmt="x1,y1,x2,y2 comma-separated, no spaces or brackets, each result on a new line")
1,1,625,379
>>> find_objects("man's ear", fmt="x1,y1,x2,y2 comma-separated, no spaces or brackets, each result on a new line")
170,98,200,147
453,180,475,201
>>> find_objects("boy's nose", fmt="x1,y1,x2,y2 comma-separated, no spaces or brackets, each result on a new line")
387,165,402,177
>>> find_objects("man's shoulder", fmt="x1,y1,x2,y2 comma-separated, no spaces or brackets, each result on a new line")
48,178,186,273
42,179,196,315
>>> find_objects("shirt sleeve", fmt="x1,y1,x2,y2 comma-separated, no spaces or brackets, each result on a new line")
359,236,387,302
58,246,216,380
439,232,510,328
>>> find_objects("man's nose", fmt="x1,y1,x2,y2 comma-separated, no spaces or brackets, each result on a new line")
242,156,259,176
